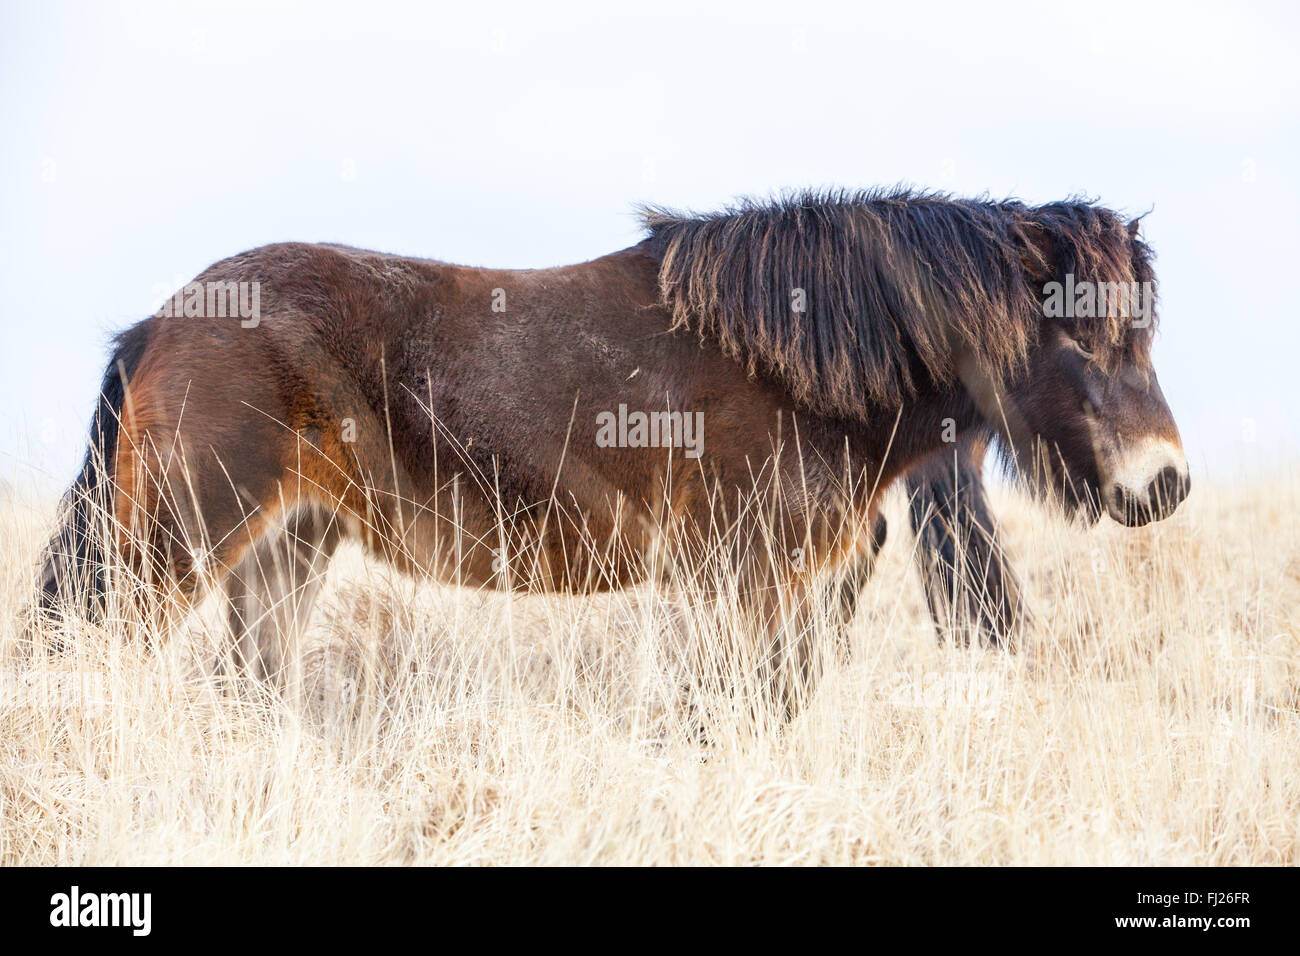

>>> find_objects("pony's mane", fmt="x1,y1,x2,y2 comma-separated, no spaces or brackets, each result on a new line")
640,187,1157,417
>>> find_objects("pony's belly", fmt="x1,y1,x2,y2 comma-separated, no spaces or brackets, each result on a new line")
369,498,650,595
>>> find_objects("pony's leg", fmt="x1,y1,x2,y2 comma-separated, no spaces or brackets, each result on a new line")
907,442,1023,647
678,549,830,731
736,564,842,724
106,450,225,640
223,506,342,684
770,595,819,722
827,513,887,641
828,442,1023,648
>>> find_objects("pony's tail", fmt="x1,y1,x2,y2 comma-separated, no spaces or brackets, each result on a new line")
36,322,151,631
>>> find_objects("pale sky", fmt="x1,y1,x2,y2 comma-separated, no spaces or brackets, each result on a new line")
2,0,1298,494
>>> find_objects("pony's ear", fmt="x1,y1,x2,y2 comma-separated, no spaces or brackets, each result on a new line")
1014,222,1055,281
1126,218,1142,240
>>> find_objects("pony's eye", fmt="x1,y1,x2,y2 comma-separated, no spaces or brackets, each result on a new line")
1069,337,1094,360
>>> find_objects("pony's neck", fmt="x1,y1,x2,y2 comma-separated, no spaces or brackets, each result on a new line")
788,383,984,504
874,386,985,489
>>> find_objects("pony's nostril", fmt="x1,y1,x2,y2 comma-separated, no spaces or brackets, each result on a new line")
1143,465,1188,519
1108,465,1187,526
1153,466,1182,504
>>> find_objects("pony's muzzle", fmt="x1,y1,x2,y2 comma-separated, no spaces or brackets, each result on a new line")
1104,441,1190,526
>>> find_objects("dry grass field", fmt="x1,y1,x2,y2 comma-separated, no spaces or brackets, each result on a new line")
2,472,1298,866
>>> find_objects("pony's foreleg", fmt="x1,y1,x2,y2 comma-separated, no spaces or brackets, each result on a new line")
829,444,1024,648
826,513,888,642
907,444,1024,647
749,571,843,724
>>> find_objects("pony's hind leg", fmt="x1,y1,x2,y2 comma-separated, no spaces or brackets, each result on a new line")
222,506,342,684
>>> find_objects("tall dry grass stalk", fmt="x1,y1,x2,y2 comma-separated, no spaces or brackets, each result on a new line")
2,469,1297,865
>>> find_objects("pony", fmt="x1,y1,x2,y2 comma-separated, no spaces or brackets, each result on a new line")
36,188,1188,715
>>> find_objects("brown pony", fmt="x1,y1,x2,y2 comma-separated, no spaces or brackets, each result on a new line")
36,188,1188,713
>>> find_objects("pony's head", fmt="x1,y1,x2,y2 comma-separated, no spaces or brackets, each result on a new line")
981,206,1188,526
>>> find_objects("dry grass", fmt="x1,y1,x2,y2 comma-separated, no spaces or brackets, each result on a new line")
2,472,1298,866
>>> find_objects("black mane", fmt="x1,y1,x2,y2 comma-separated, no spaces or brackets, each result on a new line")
641,187,1155,418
